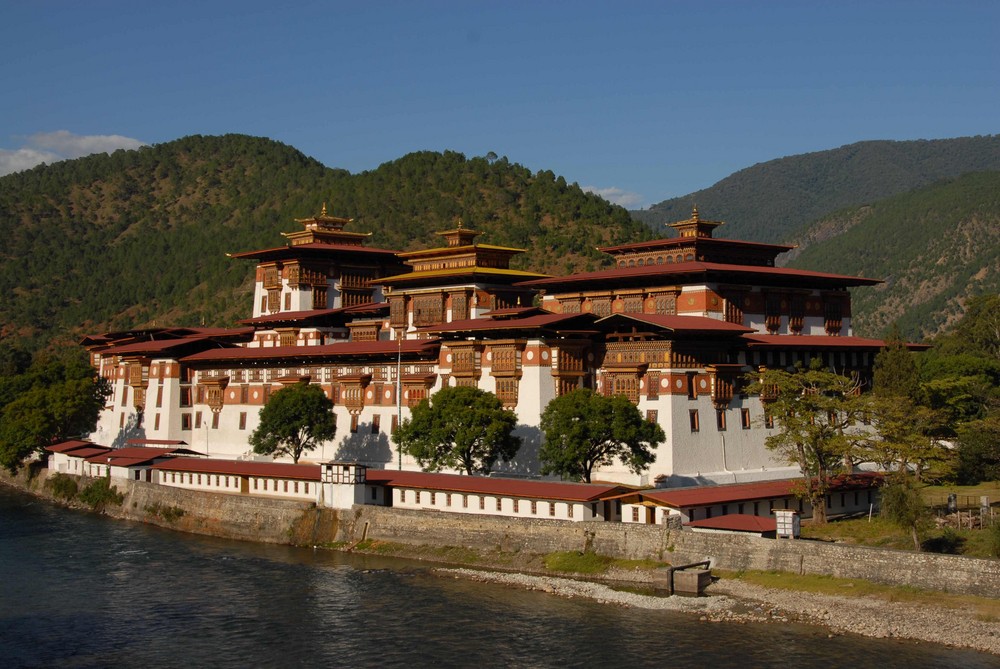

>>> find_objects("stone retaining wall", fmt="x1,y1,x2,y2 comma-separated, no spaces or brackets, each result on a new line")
8,470,999,597
346,505,1000,597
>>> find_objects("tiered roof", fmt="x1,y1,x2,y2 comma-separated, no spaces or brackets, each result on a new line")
378,222,548,288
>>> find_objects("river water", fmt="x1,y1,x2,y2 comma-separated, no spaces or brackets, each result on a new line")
1,486,996,669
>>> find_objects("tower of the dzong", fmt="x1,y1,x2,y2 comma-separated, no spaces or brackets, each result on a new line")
229,204,405,319
377,222,548,336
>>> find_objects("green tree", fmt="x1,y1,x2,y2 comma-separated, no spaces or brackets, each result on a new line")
0,353,110,473
880,481,931,551
955,414,1000,484
747,360,866,523
872,323,919,399
394,386,521,475
538,388,663,484
249,383,336,464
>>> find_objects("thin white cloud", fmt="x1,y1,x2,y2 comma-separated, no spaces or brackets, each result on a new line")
0,147,61,177
28,130,146,159
582,185,644,209
0,130,147,176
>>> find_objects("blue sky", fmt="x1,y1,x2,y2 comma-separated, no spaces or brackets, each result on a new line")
2,1,997,207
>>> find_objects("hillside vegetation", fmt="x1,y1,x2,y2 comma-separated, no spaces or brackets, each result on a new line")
0,135,651,351
786,171,1000,338
634,136,1000,244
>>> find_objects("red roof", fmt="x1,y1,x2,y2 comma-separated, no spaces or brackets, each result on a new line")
365,469,631,502
85,447,203,467
597,313,754,334
126,439,189,446
743,334,930,351
238,302,387,326
687,514,777,532
229,242,401,259
46,440,102,453
598,236,794,254
102,336,238,357
152,458,321,481
180,339,440,364
51,446,113,459
639,473,882,508
418,312,599,334
518,261,881,289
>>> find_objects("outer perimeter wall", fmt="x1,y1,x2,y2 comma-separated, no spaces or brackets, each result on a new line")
9,471,1000,598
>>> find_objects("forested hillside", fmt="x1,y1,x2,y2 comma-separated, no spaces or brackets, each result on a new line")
634,136,1000,244
0,135,652,351
786,171,1000,339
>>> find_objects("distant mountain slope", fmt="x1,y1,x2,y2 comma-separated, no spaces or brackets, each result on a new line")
785,171,1000,339
0,135,652,350
634,136,1000,243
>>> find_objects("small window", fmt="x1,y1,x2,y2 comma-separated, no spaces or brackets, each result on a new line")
549,503,556,517
446,493,452,507
372,414,381,434
430,492,437,505
513,499,519,513
689,409,699,432
181,413,192,430
371,487,377,501
350,415,359,433
195,412,202,429
239,412,247,430
479,497,485,510
154,413,161,430
646,409,658,424
462,495,468,509
632,507,639,522
530,501,537,515
716,409,727,431
741,408,751,429
294,481,299,493
496,498,502,512
764,412,775,429
212,412,220,430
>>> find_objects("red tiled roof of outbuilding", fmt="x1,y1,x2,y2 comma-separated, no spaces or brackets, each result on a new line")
686,514,777,532
151,458,321,481
365,469,631,502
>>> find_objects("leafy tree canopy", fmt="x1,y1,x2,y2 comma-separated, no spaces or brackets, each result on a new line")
538,388,663,484
394,385,521,475
249,383,336,464
746,360,865,523
0,350,110,473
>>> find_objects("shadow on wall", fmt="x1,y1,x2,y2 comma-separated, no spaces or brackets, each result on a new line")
492,425,542,477
654,474,719,489
334,424,393,466
112,413,145,449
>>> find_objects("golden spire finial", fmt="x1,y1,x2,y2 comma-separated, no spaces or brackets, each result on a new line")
692,205,699,221
457,219,464,230
321,202,328,216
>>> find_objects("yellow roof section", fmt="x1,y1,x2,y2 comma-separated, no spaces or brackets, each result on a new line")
398,243,528,259
379,266,549,284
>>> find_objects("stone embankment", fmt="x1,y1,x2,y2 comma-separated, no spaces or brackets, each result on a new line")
438,568,1000,656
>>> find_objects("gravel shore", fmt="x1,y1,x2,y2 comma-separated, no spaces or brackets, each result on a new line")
438,568,1000,656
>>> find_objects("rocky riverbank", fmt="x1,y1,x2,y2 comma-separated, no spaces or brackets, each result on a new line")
437,568,1000,656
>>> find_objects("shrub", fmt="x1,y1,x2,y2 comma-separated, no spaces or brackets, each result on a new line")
78,478,124,511
46,473,78,500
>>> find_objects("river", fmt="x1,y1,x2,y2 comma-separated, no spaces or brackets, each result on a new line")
1,485,995,668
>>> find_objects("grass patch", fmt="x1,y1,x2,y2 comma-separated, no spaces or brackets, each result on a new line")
717,569,1000,619
544,551,613,574
802,515,1000,558
45,473,78,501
